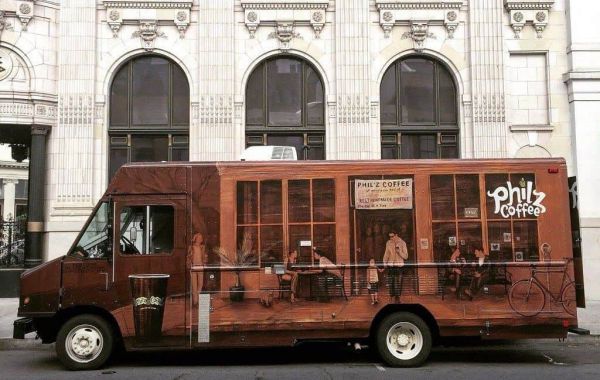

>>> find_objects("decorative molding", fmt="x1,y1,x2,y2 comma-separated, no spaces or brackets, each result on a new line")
268,22,302,51
16,1,34,31
337,96,370,124
504,0,554,39
375,1,461,39
402,22,436,51
0,10,14,39
132,21,166,51
241,0,328,39
199,96,233,125
102,1,191,39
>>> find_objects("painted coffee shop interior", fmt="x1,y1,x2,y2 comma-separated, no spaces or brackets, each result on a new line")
210,164,557,300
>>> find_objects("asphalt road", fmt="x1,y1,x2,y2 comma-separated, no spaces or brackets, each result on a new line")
2,338,600,380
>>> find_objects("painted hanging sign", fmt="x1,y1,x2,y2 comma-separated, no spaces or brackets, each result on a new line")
487,178,546,218
355,179,413,209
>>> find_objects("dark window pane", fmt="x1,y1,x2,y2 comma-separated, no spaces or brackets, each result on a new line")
439,66,457,124
246,64,265,125
513,221,538,261
132,57,169,125
149,206,174,254
431,175,455,220
119,206,146,254
237,226,258,265
15,180,28,199
485,174,509,219
237,182,258,224
260,180,282,224
440,143,458,158
172,65,190,126
109,147,128,179
456,175,480,219
380,65,397,124
288,180,310,223
110,64,129,126
131,135,168,162
313,179,335,222
267,135,305,160
401,134,436,159
381,144,398,159
267,59,302,126
306,66,324,125
313,223,336,262
306,144,324,160
289,224,312,264
487,221,513,262
457,222,483,258
260,225,283,267
400,59,435,123
171,147,188,161
432,222,456,262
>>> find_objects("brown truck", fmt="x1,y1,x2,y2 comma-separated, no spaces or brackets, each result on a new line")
14,159,580,370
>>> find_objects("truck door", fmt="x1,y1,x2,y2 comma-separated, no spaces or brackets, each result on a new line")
112,196,187,347
62,201,114,309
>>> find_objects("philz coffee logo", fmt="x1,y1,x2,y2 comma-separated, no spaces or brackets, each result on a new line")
134,296,164,307
487,178,546,218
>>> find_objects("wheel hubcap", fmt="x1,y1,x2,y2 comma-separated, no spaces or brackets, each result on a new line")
65,324,104,364
386,321,424,361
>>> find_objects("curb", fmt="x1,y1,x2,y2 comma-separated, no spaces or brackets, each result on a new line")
0,338,52,351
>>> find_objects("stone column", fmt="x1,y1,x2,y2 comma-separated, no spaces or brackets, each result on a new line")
194,0,236,161
565,0,600,333
468,0,507,157
333,0,373,159
25,125,50,268
2,179,17,221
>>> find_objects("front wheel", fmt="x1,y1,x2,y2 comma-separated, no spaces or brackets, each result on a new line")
376,312,432,367
56,314,114,370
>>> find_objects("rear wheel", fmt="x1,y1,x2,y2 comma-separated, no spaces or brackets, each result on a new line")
560,281,577,316
509,279,545,317
376,312,432,367
56,314,114,370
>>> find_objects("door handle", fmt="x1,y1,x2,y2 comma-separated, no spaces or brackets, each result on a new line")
99,272,109,291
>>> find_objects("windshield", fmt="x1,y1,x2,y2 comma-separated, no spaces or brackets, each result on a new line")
71,202,110,259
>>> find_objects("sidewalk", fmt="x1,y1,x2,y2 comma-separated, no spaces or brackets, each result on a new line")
1,297,598,346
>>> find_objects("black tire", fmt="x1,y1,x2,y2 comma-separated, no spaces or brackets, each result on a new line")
56,314,114,371
376,312,432,367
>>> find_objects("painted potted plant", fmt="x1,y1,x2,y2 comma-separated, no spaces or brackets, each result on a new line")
216,230,257,302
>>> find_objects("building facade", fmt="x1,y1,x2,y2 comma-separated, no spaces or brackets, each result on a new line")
0,0,598,330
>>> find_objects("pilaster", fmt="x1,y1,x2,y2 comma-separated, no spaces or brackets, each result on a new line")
195,0,236,161
468,0,507,158
334,0,373,160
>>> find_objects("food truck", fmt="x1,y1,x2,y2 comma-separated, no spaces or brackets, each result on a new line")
14,159,580,370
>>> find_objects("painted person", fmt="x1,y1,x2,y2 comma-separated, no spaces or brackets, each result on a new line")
188,232,207,306
448,246,464,293
383,230,408,301
367,258,384,305
464,247,490,299
282,249,300,303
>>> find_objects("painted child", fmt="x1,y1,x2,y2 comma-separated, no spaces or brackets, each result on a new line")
367,258,384,305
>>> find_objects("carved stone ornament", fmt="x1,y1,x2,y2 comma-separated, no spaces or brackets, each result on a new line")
16,1,34,31
268,22,302,51
376,1,461,40
402,22,436,51
132,21,166,51
0,11,14,39
504,1,554,39
241,1,328,40
102,1,192,39
174,10,190,38
0,48,15,82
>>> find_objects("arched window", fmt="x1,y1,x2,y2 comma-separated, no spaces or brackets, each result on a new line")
380,57,458,159
245,56,325,160
108,55,189,178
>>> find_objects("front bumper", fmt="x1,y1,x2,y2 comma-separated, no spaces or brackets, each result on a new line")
13,318,34,339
